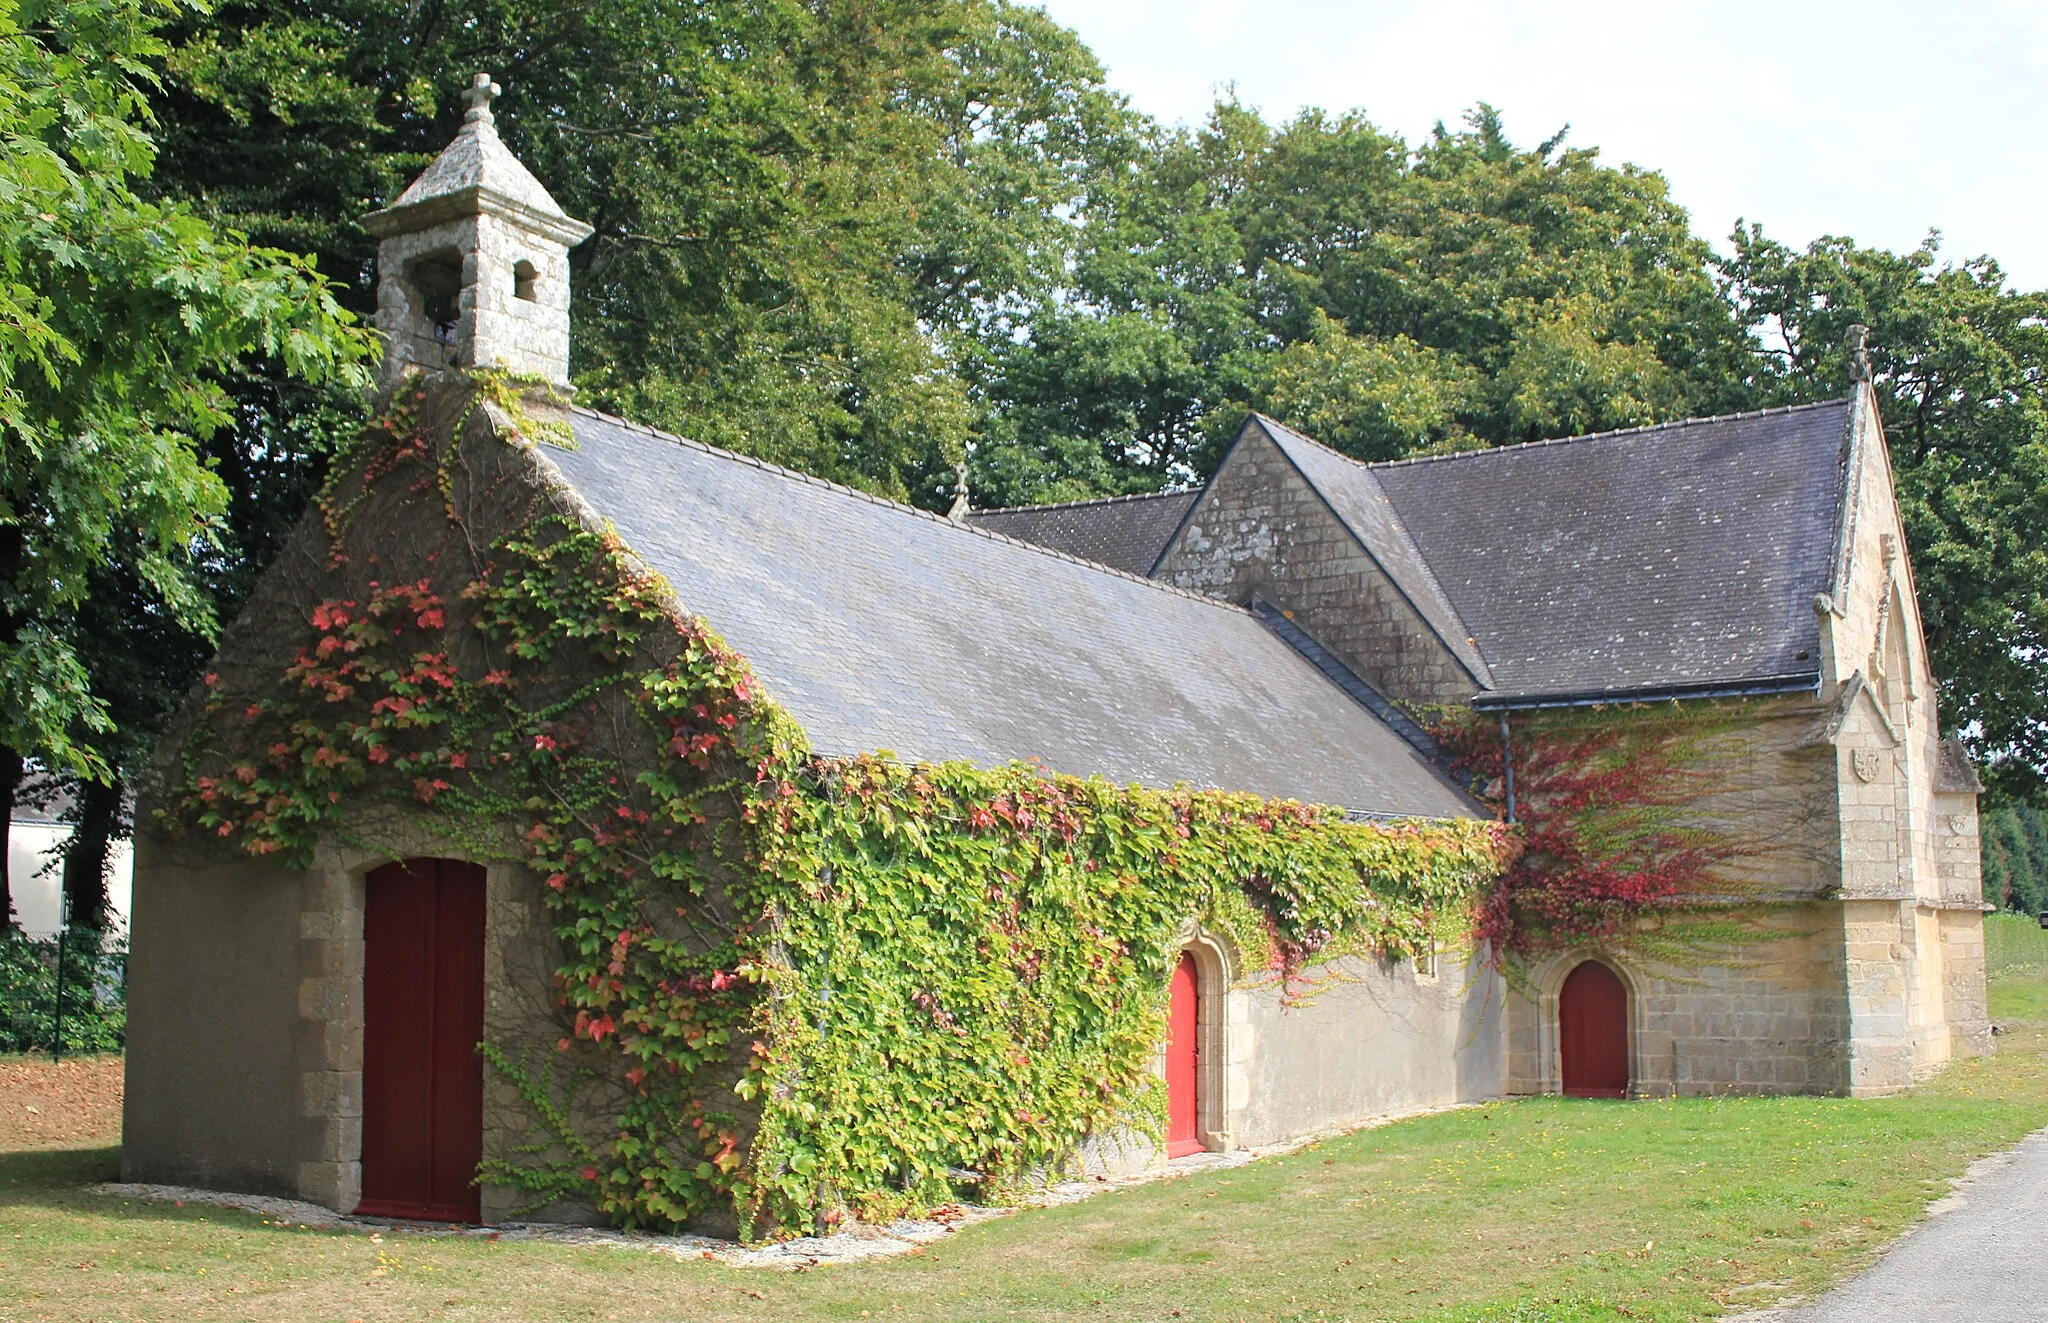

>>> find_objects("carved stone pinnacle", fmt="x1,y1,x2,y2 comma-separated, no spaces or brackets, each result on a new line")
946,457,971,523
1846,323,1871,383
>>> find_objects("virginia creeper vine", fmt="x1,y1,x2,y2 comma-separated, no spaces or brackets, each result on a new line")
169,373,1517,1237
1431,704,1779,976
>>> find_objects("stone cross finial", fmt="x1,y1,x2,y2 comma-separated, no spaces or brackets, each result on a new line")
1847,323,1871,383
464,73,501,125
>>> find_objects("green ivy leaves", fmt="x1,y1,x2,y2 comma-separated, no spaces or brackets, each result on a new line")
733,755,1507,1234
174,390,1508,1238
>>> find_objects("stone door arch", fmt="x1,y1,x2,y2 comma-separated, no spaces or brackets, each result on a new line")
1167,923,1244,1155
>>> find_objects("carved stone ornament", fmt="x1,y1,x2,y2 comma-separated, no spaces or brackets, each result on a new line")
1847,323,1872,382
1852,749,1886,783
1946,814,1969,836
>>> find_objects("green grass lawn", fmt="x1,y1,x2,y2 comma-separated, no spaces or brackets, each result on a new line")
1986,909,2048,978
7,971,2048,1323
1983,913,2048,1021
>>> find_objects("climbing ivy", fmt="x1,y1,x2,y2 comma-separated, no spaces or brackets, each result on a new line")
736,754,1504,1231
1430,703,1780,977
169,374,1511,1238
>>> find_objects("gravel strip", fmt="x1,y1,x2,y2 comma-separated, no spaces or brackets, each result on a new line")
93,1100,1466,1270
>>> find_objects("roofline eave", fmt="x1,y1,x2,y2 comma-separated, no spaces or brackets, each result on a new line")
800,741,1482,824
1468,672,1823,711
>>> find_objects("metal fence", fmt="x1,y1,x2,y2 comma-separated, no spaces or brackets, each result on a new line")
1,909,127,1056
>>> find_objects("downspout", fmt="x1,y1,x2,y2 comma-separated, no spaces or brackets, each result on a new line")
1498,711,1517,824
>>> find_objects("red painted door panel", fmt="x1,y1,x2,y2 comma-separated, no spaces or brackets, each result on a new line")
359,859,486,1221
1166,951,1202,1157
1559,960,1629,1099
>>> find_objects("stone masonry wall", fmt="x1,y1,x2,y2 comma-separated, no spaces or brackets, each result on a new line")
1505,904,1850,1097
1940,908,1992,1058
1681,698,1842,902
293,851,366,1211
374,212,576,391
1154,425,1480,704
122,834,311,1196
1502,696,1854,1098
1237,951,1504,1142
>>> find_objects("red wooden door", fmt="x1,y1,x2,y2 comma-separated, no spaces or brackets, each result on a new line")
359,858,486,1221
1559,959,1629,1099
1166,951,1203,1157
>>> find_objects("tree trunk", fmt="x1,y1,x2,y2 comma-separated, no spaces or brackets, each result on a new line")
61,776,122,934
0,745,20,931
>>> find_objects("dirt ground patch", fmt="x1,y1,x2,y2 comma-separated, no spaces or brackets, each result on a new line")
0,1054,121,1149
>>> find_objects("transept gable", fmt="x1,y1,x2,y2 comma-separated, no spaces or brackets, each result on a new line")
1149,415,1486,705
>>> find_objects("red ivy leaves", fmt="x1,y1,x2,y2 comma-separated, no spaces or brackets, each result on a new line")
1433,706,1748,964
178,426,1507,1240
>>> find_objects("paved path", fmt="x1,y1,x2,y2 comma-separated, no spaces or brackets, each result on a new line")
1755,1127,2048,1322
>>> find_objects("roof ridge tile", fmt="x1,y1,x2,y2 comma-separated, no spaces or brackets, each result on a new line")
968,488,1196,516
1359,398,1855,471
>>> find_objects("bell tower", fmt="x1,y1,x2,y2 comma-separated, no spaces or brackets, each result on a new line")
362,74,594,390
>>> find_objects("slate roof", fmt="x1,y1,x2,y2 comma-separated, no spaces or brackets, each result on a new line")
978,402,1854,706
966,491,1200,577
1368,401,1851,702
1249,603,1452,772
542,411,1476,819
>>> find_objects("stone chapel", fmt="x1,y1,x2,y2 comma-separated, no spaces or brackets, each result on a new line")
121,79,1989,1229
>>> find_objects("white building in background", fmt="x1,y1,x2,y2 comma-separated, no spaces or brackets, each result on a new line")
9,804,132,938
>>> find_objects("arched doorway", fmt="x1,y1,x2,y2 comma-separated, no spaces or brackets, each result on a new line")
1166,951,1203,1156
1559,959,1629,1098
358,858,487,1221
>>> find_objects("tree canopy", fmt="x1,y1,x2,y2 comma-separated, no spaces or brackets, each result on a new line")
971,103,1755,502
153,0,1133,501
0,0,369,771
1983,802,2048,916
35,0,2047,868
0,0,373,928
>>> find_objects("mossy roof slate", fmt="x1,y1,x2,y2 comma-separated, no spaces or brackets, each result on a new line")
985,403,1854,706
1367,401,1851,701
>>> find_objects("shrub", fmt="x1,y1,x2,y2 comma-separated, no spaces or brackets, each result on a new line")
0,925,127,1054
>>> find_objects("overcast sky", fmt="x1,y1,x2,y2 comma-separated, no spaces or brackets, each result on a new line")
1035,0,2048,290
